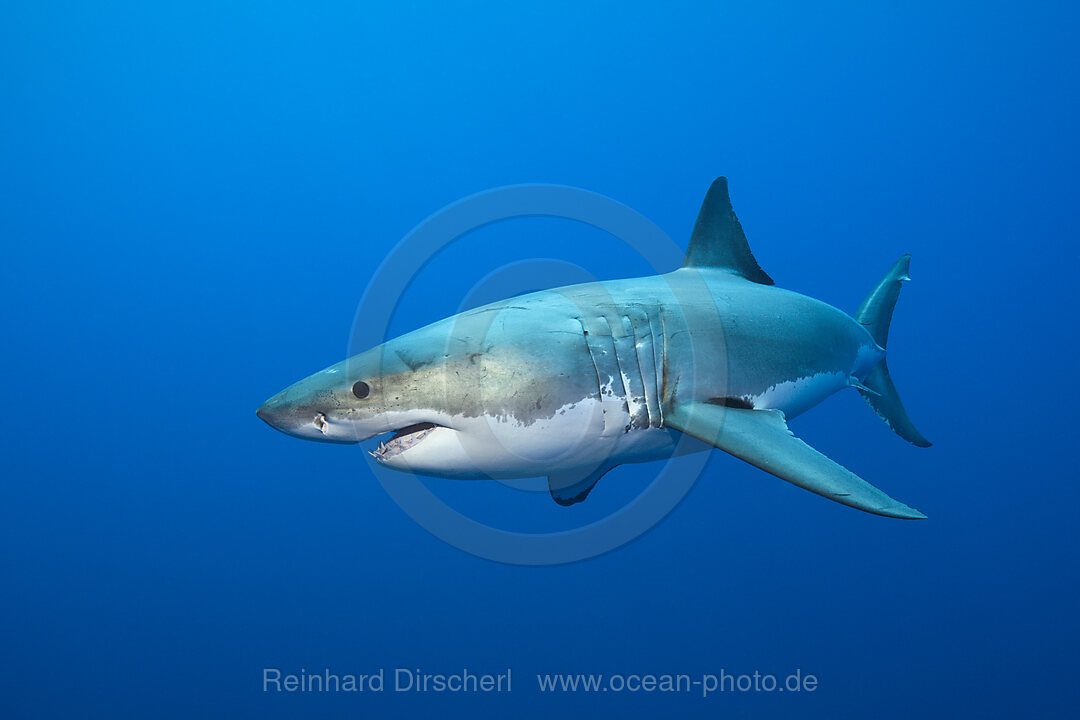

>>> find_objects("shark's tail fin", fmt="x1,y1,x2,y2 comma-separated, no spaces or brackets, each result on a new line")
855,255,932,448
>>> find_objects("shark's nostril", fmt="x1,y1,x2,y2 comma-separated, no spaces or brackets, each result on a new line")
313,412,328,434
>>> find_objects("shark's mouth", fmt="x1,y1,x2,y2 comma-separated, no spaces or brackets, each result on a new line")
369,422,439,461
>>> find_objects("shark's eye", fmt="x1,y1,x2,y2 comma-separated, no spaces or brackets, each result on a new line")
351,381,371,399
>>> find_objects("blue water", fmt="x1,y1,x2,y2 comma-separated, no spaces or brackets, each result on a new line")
3,1,1078,717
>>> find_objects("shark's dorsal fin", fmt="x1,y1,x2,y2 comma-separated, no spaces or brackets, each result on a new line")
683,177,774,285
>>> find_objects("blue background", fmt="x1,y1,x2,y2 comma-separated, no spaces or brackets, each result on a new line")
2,1,1078,717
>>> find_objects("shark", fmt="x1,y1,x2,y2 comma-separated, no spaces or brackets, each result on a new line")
257,178,932,518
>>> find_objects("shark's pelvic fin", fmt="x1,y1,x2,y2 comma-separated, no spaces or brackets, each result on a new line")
855,255,932,448
682,177,774,285
847,376,880,396
664,402,927,519
548,463,616,506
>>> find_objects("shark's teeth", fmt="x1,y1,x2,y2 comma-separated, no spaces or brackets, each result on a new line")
370,423,437,462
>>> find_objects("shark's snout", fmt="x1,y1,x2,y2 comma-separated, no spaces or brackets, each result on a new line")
255,393,300,436
256,391,359,445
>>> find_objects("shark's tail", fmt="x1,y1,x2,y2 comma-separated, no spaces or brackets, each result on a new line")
854,255,932,448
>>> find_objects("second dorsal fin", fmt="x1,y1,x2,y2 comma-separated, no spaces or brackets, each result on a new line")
682,177,773,285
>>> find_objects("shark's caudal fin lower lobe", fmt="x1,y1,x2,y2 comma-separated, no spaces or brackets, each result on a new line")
855,255,932,448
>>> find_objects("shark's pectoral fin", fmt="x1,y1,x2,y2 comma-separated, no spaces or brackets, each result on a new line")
665,402,926,519
548,464,616,506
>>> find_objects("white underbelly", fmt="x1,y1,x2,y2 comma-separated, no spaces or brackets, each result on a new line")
380,397,685,480
748,371,848,418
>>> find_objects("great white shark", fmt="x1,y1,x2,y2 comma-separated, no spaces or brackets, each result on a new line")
257,178,932,518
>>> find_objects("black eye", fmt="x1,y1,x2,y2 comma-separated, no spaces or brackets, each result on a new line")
351,381,370,399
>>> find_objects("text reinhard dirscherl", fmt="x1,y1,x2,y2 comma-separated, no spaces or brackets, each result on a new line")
262,668,819,697
263,668,511,693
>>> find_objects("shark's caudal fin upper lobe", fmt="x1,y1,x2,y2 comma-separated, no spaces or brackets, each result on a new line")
855,255,932,448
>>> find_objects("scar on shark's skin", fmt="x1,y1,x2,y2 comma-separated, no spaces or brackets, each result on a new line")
258,177,932,519
395,348,434,372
